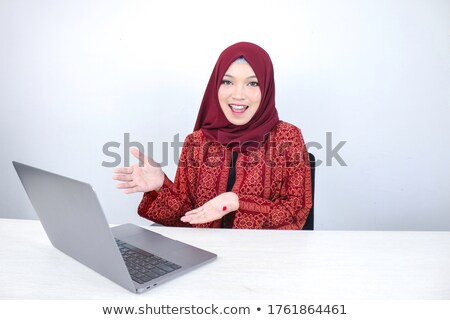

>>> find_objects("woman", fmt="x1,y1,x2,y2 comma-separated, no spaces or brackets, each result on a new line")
113,42,312,229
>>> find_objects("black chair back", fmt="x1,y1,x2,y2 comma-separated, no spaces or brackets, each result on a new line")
302,152,315,230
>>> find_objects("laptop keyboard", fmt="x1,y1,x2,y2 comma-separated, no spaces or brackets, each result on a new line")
115,239,181,284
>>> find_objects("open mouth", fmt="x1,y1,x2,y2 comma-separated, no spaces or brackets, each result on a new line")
229,104,249,113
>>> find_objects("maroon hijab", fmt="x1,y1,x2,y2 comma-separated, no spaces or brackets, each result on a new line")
194,42,279,151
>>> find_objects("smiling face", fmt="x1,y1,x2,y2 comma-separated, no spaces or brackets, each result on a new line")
218,60,262,126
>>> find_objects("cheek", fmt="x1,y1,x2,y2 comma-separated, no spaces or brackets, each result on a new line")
249,89,262,106
218,88,230,114
218,87,229,103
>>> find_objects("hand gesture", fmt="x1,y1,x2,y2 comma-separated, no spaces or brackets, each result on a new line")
181,192,239,224
113,148,164,194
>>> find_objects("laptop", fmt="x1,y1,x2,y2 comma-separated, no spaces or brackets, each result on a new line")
12,161,217,293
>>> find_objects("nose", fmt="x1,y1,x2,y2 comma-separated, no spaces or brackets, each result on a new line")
232,85,245,100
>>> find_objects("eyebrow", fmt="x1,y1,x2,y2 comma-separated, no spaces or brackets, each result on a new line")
223,74,258,79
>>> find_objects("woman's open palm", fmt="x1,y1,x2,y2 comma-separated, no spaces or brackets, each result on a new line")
113,148,164,194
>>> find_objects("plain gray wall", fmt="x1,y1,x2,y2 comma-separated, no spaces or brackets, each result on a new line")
1,0,449,230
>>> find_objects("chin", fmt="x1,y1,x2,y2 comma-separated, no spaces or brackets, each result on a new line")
227,118,251,126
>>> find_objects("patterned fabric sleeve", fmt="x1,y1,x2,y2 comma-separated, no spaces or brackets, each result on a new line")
233,127,313,230
137,134,197,227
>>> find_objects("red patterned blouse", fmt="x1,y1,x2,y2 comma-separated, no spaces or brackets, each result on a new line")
138,121,312,229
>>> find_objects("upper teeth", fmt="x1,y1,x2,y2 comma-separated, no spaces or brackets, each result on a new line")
230,105,246,110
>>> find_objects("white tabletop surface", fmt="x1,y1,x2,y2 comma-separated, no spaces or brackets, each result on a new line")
1,218,449,300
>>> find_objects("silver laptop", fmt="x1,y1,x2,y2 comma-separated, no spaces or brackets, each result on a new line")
13,161,217,293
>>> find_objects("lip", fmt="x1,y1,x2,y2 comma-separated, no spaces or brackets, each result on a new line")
229,104,249,114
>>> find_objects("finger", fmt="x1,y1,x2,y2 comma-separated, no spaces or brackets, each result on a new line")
180,211,201,222
116,182,137,189
123,186,141,194
184,207,203,216
112,174,133,182
130,148,146,166
182,214,213,224
181,215,198,223
114,167,133,174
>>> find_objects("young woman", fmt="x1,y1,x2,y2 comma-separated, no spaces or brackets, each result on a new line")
113,42,312,229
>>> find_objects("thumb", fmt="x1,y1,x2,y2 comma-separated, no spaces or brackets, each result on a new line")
130,148,146,166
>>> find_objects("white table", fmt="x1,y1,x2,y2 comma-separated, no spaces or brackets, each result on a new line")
1,218,449,299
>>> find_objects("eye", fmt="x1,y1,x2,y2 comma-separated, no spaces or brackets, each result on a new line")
248,81,259,87
221,80,232,86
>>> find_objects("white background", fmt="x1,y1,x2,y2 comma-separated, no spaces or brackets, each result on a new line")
1,0,449,230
